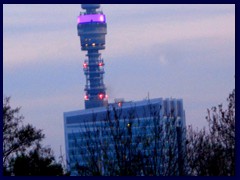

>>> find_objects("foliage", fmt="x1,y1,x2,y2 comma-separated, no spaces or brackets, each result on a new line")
11,144,63,176
3,97,44,169
186,89,235,176
3,96,64,176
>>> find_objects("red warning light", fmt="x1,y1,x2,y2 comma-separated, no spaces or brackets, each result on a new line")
83,62,88,69
84,95,89,100
105,94,109,99
98,93,104,100
99,62,104,67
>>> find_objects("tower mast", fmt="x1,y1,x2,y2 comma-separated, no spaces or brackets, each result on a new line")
77,4,108,109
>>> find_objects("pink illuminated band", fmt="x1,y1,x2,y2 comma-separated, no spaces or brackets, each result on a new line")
78,14,106,24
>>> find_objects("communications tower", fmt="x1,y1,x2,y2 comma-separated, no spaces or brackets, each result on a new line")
77,4,108,109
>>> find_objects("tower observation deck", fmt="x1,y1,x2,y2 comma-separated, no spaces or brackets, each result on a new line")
77,4,108,109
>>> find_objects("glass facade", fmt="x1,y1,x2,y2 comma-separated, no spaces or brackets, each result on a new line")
64,98,186,176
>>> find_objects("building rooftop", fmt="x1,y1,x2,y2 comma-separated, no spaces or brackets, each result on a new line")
64,98,184,125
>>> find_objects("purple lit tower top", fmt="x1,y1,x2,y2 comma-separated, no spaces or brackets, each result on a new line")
78,14,106,24
78,4,106,24
77,4,108,109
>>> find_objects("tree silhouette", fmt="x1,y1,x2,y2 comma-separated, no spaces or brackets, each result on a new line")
11,144,63,176
186,89,235,176
3,96,64,176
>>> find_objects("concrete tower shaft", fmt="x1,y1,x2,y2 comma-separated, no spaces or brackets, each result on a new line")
78,4,108,109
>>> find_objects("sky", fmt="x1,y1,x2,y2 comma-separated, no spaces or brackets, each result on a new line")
3,4,235,159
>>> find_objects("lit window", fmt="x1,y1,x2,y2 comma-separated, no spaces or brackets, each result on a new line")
92,43,96,47
100,15,104,22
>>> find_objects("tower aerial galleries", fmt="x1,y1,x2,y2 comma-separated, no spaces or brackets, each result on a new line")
77,4,108,109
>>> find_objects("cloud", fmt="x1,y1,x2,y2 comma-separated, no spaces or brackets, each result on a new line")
4,4,234,70
3,4,80,70
3,29,80,70
106,12,234,60
158,54,167,65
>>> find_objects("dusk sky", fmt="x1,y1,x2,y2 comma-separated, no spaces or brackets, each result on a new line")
3,4,235,158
